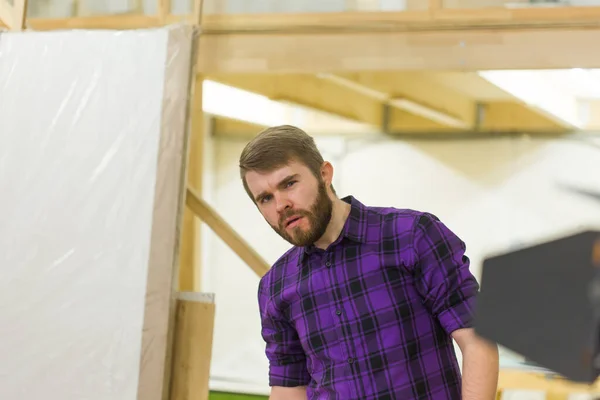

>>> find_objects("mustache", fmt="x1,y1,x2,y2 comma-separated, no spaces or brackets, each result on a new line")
279,210,310,227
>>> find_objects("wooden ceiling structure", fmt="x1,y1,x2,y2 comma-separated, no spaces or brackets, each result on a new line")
5,1,600,138
207,70,582,138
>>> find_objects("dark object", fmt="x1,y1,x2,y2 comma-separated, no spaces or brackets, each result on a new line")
474,230,600,383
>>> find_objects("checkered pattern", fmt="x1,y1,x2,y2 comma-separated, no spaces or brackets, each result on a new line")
258,196,479,399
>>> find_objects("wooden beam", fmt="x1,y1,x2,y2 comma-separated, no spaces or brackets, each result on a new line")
207,73,385,128
426,71,576,131
196,27,600,73
191,0,204,25
206,72,573,135
196,6,600,33
6,10,600,72
158,0,171,24
185,188,270,278
480,101,571,133
432,5,600,28
422,72,516,101
178,2,204,293
327,71,476,129
179,74,204,292
207,72,471,132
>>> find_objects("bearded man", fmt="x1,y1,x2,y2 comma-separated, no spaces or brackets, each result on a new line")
238,125,499,400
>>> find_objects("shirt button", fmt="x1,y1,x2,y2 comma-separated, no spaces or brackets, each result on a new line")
347,358,355,364
325,262,331,267
335,310,342,316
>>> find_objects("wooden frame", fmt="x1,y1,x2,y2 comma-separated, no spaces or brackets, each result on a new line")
194,26,600,73
132,24,199,400
6,10,600,73
186,188,270,278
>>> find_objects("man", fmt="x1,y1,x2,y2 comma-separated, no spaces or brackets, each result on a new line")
239,125,499,399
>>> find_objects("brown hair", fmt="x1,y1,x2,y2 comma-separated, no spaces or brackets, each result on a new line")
239,125,333,201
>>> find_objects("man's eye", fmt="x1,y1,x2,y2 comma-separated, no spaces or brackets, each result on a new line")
261,195,272,204
286,180,296,187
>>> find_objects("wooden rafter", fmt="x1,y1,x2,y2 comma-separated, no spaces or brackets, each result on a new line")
207,72,572,136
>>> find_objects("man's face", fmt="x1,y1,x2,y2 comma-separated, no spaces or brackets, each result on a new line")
245,160,333,247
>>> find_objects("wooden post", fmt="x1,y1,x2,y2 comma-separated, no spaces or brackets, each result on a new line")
179,1,205,292
192,0,204,25
169,292,215,400
179,74,204,292
158,0,170,23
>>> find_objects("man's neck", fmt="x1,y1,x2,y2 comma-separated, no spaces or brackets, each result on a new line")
313,198,351,250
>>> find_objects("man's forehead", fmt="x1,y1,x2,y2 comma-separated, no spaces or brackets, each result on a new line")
246,162,307,192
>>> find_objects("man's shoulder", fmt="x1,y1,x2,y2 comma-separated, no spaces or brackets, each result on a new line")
361,202,436,231
362,203,466,256
357,202,452,259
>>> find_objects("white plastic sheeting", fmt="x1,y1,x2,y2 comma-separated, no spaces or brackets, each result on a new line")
0,25,195,400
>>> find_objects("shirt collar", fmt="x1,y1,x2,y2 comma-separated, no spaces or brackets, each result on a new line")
297,195,368,265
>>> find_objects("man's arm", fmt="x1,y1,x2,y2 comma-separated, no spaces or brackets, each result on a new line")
452,328,499,400
258,277,310,399
270,386,307,400
411,212,499,398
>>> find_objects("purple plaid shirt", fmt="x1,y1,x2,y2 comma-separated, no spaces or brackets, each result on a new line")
258,196,479,399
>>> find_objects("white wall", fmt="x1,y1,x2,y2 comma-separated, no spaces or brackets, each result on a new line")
201,130,600,395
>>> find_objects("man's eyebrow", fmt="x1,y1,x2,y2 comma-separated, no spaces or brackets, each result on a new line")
277,174,300,188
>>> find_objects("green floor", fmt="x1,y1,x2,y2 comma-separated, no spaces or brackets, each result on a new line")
209,391,268,400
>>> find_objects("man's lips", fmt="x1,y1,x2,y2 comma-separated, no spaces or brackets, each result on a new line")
284,215,303,227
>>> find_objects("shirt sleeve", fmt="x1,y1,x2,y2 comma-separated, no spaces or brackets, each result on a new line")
258,277,311,387
410,212,480,335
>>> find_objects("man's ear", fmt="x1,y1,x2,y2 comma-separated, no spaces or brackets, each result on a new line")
320,161,334,186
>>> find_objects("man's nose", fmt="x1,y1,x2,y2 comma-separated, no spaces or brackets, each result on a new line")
275,194,292,213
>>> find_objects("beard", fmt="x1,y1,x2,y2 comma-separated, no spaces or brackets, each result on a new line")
271,180,333,247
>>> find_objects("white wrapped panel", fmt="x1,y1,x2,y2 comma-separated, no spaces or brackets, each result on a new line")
0,25,195,400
